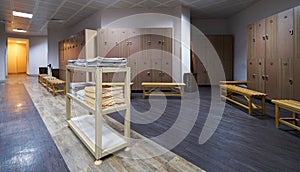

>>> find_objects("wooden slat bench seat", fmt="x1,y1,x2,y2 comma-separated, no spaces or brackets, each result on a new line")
219,80,247,86
38,74,49,84
220,84,267,115
46,79,66,96
271,100,300,131
142,82,185,99
40,76,56,87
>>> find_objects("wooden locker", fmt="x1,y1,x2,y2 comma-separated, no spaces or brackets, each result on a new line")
247,24,256,60
279,58,293,99
127,29,141,90
194,34,210,85
161,28,172,82
137,30,152,87
207,35,223,60
105,29,120,58
277,9,294,59
265,15,277,59
223,35,233,80
257,58,265,93
295,6,300,58
255,19,266,59
293,58,300,100
265,58,279,99
247,59,258,90
98,29,110,57
149,28,164,82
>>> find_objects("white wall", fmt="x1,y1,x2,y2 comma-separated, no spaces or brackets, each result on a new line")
181,6,191,77
47,28,66,68
0,23,7,82
191,19,229,35
29,37,48,75
229,0,300,80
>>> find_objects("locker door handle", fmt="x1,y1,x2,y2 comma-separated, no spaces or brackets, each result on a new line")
289,29,294,36
262,36,266,40
265,35,269,40
262,75,266,80
265,75,269,81
147,41,151,45
289,79,293,85
147,72,151,76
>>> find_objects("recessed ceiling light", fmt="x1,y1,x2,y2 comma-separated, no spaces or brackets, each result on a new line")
13,11,33,19
13,29,27,33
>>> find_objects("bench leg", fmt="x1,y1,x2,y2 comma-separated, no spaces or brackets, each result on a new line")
275,105,280,128
248,96,253,115
52,85,56,96
293,113,298,125
142,87,146,99
262,96,266,115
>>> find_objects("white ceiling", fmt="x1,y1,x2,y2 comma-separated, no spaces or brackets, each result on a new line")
0,0,259,35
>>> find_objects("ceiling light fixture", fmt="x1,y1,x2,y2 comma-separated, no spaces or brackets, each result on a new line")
13,11,33,18
13,29,27,33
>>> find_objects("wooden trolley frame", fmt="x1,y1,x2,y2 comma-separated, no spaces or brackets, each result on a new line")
66,66,131,161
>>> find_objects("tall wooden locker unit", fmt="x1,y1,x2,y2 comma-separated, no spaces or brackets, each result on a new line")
294,6,300,101
277,9,294,99
59,29,97,81
264,16,278,99
247,24,258,90
250,15,278,98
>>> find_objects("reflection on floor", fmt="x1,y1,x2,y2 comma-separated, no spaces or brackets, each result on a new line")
0,75,69,172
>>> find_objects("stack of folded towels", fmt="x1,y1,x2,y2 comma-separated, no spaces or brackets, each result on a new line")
68,56,127,67
84,86,125,108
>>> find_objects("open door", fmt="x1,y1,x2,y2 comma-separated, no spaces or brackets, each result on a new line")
7,38,29,74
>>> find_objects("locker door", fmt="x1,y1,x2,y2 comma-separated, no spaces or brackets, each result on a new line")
257,58,265,93
295,6,300,57
207,35,223,61
265,58,279,99
150,28,164,82
106,29,120,58
278,9,294,59
127,29,141,90
280,58,293,99
194,35,209,85
98,29,109,57
255,19,266,59
265,15,277,59
247,59,258,90
137,31,152,86
293,58,300,101
161,28,172,82
223,35,233,80
247,24,256,60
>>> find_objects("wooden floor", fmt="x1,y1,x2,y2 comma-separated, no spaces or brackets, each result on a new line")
110,87,300,171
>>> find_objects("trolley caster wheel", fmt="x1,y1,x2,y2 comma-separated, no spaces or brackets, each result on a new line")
125,147,130,152
94,160,102,166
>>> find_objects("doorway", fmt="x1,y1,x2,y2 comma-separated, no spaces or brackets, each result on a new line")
7,38,29,74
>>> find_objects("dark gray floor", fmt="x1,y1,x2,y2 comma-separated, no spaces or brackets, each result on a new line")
110,87,300,172
0,84,69,172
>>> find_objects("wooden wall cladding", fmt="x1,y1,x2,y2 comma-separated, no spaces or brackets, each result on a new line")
247,5,300,100
192,35,234,85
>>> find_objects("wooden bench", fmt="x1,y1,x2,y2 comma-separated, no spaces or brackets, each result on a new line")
220,85,267,115
271,100,300,131
219,80,247,86
142,82,185,99
46,79,66,96
38,74,48,84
